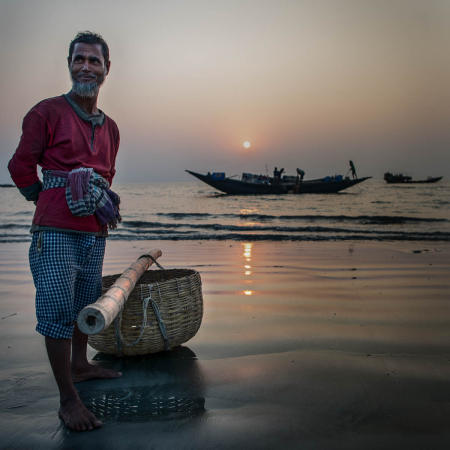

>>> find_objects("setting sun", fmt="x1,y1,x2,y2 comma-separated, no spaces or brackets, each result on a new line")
242,141,251,149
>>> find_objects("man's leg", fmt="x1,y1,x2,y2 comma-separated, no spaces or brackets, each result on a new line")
45,336,102,431
71,236,121,382
71,323,122,382
30,232,105,431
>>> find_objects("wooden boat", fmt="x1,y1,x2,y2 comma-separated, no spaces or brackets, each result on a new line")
186,170,371,195
384,172,443,184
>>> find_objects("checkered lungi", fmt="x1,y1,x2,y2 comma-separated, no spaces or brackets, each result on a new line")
29,231,106,339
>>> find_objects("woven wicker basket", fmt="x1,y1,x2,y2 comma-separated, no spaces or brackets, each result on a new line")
88,269,203,356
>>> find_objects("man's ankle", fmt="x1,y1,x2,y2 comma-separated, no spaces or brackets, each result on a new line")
71,360,91,371
60,390,80,405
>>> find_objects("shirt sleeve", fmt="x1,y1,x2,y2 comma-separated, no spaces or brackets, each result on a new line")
109,125,120,184
8,108,49,200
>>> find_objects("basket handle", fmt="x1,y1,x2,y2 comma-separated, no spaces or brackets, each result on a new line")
114,282,170,352
139,253,165,270
113,295,150,350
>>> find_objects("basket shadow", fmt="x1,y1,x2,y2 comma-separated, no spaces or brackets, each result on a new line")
79,346,205,423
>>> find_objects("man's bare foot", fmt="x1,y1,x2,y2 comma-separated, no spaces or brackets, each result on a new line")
72,362,122,383
59,397,102,431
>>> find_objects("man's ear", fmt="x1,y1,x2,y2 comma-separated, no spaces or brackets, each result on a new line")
105,60,111,76
67,56,72,67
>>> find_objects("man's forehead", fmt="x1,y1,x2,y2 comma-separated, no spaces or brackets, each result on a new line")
72,43,104,59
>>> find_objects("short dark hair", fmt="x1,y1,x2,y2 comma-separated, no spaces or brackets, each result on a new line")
68,31,109,63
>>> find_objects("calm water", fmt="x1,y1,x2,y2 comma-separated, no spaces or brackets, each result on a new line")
1,178,449,243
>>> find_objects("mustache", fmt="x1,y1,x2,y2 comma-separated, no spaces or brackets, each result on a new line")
77,74,96,80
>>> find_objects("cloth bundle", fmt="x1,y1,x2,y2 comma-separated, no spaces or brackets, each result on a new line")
42,168,121,229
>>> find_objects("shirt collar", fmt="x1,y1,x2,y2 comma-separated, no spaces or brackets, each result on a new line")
63,93,105,127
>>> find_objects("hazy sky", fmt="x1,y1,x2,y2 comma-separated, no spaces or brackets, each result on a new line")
1,0,449,183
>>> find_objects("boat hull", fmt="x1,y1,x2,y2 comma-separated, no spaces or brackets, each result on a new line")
384,173,443,184
186,171,371,195
385,177,443,184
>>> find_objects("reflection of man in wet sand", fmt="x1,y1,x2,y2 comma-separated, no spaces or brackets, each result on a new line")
8,32,121,431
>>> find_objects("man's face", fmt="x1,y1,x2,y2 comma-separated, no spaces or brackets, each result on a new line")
68,43,110,98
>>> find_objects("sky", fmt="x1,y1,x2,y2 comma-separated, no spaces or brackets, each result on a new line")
1,0,449,183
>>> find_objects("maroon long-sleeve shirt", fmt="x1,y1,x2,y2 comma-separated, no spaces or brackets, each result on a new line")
8,94,120,234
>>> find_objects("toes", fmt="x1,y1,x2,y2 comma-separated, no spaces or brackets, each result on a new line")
59,404,102,432
87,410,103,428
72,366,122,382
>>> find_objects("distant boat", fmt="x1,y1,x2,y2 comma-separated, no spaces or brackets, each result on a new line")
384,172,443,184
186,170,371,195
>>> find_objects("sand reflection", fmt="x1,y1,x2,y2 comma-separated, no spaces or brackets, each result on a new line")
78,347,204,423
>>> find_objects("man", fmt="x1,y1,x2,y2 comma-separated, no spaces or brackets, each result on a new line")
273,167,285,183
8,32,121,432
349,160,357,179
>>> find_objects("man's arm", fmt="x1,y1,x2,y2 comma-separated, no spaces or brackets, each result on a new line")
8,109,47,202
106,124,120,185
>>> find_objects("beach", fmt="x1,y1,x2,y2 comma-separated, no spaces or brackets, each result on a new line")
1,239,449,449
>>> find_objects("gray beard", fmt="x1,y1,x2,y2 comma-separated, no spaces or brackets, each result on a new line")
71,80,100,98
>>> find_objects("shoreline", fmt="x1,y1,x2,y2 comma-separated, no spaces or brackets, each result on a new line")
1,240,449,449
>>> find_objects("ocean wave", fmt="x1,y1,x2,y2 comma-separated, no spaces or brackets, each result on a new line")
85,231,450,242
0,224,32,229
154,213,447,224
7,211,33,216
121,221,447,234
1,231,449,243
115,228,196,235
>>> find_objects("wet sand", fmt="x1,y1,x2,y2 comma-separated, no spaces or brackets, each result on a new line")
1,240,449,449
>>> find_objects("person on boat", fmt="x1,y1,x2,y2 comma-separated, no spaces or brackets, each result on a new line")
8,31,121,432
296,168,305,182
293,168,305,193
273,167,285,183
349,160,357,179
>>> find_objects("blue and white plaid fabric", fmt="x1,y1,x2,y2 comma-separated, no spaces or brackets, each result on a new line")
29,231,106,339
42,168,121,229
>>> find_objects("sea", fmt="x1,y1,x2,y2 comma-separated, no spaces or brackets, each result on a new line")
1,178,449,243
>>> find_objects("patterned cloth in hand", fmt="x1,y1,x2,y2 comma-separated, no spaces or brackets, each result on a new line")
42,167,121,229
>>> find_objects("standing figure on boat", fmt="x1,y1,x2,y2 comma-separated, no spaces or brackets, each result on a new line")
349,160,357,179
294,168,305,193
296,168,305,182
273,167,285,184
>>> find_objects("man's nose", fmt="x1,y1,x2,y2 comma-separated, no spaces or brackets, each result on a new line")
81,60,91,71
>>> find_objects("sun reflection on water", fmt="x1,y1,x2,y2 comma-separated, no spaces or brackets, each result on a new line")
241,243,254,296
243,242,252,261
239,208,258,215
